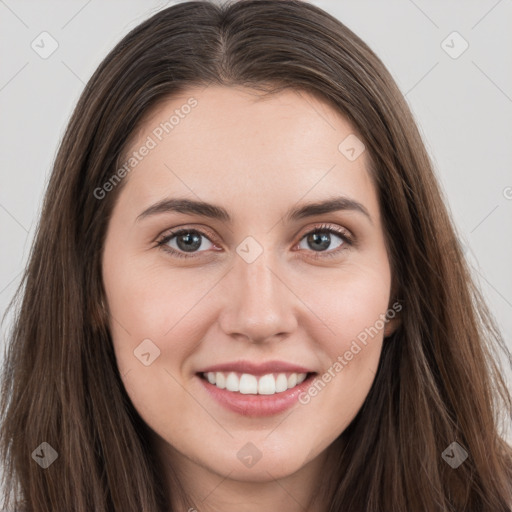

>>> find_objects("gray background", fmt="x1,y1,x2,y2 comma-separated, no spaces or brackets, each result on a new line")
1,0,511,464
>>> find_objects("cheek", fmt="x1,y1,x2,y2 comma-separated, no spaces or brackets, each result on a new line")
291,260,391,420
103,253,204,368
293,257,391,352
102,252,209,434
102,242,243,420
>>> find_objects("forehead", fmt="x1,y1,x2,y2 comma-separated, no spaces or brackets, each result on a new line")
115,85,379,223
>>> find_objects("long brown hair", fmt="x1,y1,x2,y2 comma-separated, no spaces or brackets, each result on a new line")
2,1,511,510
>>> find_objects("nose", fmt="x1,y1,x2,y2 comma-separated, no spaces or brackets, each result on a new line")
218,251,298,344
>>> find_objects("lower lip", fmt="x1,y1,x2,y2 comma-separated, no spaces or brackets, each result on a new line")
197,373,317,417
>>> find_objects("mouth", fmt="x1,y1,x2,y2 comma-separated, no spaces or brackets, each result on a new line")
195,364,318,417
198,370,313,395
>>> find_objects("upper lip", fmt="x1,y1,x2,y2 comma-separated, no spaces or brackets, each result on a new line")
197,360,315,376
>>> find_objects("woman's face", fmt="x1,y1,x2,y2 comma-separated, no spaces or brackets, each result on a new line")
102,85,397,485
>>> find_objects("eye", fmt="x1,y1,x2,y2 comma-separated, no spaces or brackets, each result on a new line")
295,224,352,259
156,223,353,260
156,228,216,259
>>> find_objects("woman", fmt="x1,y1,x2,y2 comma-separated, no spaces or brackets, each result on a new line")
1,0,511,510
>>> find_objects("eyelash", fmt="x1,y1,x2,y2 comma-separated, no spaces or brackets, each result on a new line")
155,223,354,261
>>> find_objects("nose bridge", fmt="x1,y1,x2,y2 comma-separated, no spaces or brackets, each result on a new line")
241,250,278,302
220,246,297,342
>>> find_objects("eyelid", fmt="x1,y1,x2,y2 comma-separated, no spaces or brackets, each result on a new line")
156,224,217,245
295,223,352,244
155,225,219,259
293,223,354,260
155,222,354,259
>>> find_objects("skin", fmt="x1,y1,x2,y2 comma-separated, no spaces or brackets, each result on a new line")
102,85,400,511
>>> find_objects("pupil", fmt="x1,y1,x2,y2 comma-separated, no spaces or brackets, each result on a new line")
177,232,201,252
308,232,330,251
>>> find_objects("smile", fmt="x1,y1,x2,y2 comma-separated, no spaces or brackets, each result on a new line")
201,371,308,395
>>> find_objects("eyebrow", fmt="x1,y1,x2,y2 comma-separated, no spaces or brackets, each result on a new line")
136,196,373,225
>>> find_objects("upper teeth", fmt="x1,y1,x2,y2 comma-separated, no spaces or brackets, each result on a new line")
203,372,308,395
